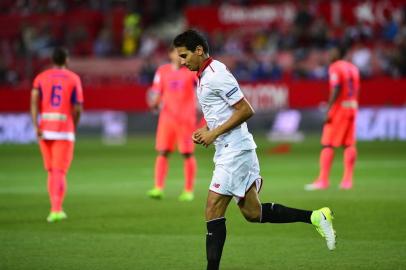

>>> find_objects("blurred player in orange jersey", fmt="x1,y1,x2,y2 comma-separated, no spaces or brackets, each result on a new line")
146,46,198,201
306,45,360,190
30,48,83,222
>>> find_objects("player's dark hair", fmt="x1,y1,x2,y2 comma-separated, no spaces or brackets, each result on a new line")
173,30,209,54
168,43,176,52
337,45,348,59
337,39,353,59
52,47,68,66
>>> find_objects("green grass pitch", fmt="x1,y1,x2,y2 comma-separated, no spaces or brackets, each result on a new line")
1,135,405,270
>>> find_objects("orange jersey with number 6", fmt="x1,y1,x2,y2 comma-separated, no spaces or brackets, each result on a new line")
33,68,84,141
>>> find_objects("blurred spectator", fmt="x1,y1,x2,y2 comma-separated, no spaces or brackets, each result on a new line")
0,60,8,84
344,21,374,44
233,59,253,82
93,28,114,57
209,31,226,54
309,18,329,48
351,43,372,77
138,57,156,85
293,0,314,47
47,0,67,14
392,20,406,76
66,25,92,56
223,32,244,55
0,59,19,85
122,13,141,56
1,0,406,87
138,33,159,57
382,14,399,42
31,24,55,58
310,60,328,80
255,59,282,81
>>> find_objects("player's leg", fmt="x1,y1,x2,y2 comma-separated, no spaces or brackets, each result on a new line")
52,140,74,210
340,117,357,189
340,145,356,189
178,122,197,201
239,183,312,224
238,184,336,250
39,139,53,212
148,150,171,199
178,153,196,201
45,140,74,222
148,117,176,198
305,122,335,190
205,191,232,270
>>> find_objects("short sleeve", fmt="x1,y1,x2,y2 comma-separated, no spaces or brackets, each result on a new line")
72,75,84,104
329,66,341,88
213,71,244,106
33,75,41,89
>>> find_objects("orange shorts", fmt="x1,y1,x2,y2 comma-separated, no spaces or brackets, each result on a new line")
156,116,195,154
321,110,356,147
39,140,74,172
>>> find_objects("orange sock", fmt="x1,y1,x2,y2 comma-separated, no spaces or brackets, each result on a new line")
154,155,168,190
317,147,334,184
184,156,196,192
342,146,357,183
48,169,66,212
47,170,54,210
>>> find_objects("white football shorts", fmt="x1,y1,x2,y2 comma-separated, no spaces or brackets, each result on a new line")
209,149,262,203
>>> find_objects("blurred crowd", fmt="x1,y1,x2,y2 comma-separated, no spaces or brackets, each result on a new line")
207,9,406,81
1,0,406,86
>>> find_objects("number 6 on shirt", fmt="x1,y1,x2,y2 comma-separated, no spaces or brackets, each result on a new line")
51,85,62,107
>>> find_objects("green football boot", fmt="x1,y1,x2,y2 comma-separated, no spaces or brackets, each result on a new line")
46,211,67,223
311,207,336,250
178,191,194,202
147,188,164,199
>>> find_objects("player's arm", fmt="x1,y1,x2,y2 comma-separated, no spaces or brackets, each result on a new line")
146,88,161,111
325,85,341,123
192,92,208,144
325,70,342,123
147,69,163,111
194,98,254,147
30,88,42,138
72,76,84,130
327,85,341,112
73,103,83,130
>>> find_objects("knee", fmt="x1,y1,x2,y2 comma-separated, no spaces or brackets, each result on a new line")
241,208,261,223
205,199,223,221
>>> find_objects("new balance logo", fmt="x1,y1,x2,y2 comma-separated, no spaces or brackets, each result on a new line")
213,183,221,188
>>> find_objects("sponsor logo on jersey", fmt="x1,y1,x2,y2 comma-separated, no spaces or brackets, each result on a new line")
226,87,238,98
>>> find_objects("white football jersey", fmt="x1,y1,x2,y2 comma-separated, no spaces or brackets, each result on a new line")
197,58,256,152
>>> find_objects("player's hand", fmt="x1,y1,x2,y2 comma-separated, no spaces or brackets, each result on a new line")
192,133,202,144
146,89,161,113
194,129,218,148
35,127,42,139
192,126,208,145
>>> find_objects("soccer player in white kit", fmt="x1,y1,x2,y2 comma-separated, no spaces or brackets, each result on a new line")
173,30,336,270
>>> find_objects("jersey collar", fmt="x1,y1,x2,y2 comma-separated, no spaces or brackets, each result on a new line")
197,57,213,78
